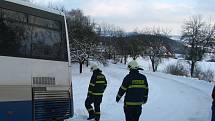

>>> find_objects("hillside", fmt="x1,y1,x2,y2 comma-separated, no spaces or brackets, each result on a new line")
126,34,186,54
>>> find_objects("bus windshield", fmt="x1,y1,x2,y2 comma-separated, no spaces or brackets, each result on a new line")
0,8,68,61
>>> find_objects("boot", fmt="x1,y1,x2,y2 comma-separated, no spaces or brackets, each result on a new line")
95,116,100,121
87,114,95,120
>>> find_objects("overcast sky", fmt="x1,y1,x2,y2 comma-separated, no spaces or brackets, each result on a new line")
31,0,215,35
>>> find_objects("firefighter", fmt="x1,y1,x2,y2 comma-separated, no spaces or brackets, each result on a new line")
85,64,107,121
116,60,149,121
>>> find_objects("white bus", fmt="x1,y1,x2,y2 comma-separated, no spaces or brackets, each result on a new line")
0,0,73,121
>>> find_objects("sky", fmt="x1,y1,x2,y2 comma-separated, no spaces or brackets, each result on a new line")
30,0,215,35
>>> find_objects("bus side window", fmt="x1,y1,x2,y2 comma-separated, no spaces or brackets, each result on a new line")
29,15,60,30
2,9,27,23
31,26,61,60
0,7,67,62
0,20,28,57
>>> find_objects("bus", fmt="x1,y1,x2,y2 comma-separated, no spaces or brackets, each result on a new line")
0,0,74,121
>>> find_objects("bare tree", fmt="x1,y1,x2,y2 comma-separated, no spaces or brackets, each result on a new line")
66,9,103,73
141,27,172,72
181,16,215,77
114,29,129,64
99,23,119,60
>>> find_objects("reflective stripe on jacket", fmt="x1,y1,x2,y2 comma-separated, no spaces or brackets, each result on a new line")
117,69,148,106
88,69,107,96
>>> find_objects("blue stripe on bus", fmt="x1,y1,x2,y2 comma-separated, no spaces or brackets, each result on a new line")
0,100,32,121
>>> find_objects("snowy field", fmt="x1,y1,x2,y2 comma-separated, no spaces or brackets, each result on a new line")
66,60,214,121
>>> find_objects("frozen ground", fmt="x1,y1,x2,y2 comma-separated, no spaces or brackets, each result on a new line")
66,62,214,121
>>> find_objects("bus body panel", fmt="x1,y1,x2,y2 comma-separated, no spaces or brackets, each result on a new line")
0,85,32,121
0,56,69,86
0,85,31,101
0,56,30,85
30,58,70,87
0,56,72,120
0,100,32,121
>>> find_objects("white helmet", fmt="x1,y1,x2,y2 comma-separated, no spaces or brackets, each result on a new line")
127,60,139,70
90,64,99,72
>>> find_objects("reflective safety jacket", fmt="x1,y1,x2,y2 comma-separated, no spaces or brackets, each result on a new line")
117,69,148,107
212,85,215,107
88,69,107,96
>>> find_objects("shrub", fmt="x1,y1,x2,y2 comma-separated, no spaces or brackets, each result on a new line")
164,62,188,76
193,66,214,82
208,58,215,62
193,65,202,78
202,70,214,82
208,54,215,62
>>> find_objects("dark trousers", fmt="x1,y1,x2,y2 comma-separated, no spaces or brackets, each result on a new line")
85,96,102,121
124,106,142,121
212,106,215,121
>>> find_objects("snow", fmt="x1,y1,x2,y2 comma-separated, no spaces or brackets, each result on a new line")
66,61,214,121
157,58,215,80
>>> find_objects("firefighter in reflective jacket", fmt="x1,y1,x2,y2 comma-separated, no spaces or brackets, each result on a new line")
85,64,107,121
116,60,149,121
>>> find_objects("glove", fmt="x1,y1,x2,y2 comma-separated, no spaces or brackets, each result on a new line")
116,96,120,103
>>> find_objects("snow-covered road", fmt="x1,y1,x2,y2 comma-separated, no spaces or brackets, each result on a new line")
67,63,213,121
144,72,211,121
